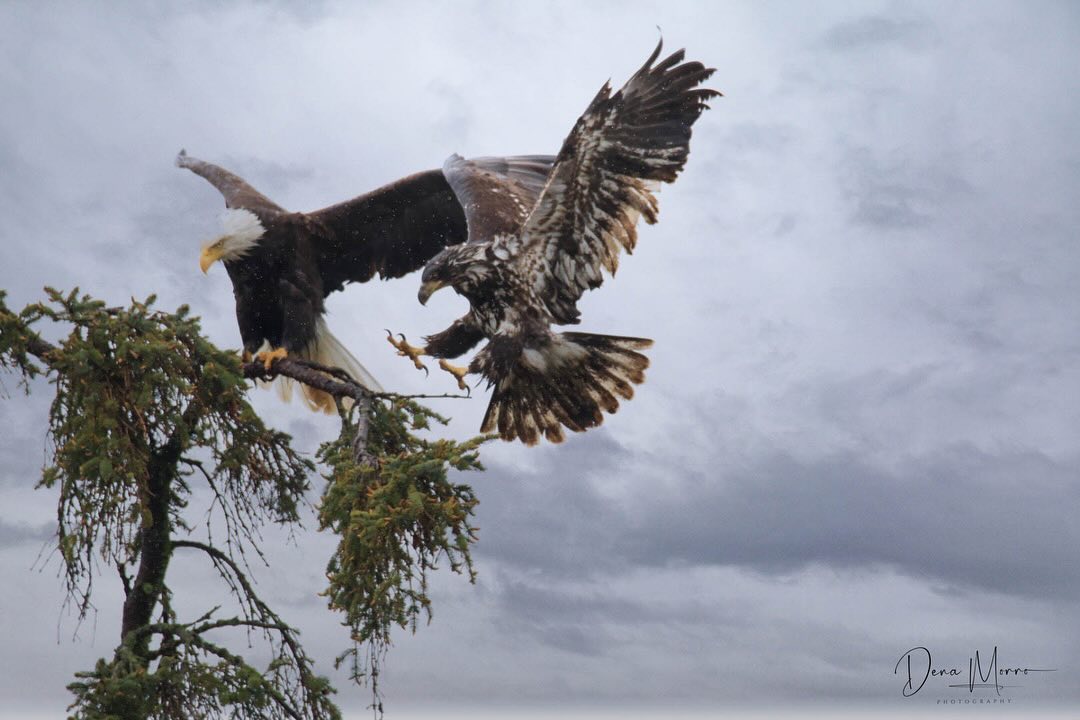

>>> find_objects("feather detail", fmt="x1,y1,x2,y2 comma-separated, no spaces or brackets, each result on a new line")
476,332,652,445
517,41,719,324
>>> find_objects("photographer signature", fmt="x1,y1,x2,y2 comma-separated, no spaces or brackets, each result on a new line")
895,646,1056,697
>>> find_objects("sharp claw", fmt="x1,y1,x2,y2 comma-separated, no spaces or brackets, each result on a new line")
254,347,288,372
386,330,428,373
437,359,470,393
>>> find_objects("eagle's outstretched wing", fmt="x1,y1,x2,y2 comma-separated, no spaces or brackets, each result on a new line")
176,150,287,222
310,155,555,293
307,168,467,290
516,41,719,324
441,154,556,241
179,150,555,295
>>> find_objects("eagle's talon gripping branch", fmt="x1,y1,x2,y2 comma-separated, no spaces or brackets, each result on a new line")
385,330,429,375
255,347,288,372
437,359,471,395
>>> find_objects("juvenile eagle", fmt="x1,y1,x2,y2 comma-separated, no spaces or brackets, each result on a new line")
178,151,554,411
388,41,718,444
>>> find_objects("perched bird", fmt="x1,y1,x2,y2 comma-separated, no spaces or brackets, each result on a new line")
387,41,719,444
179,150,554,411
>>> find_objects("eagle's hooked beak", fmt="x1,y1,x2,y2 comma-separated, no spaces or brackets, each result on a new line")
418,279,447,306
200,244,224,274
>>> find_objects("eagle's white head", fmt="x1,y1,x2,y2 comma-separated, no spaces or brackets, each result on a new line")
199,208,265,273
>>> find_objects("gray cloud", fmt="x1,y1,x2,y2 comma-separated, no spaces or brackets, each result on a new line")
476,425,1080,600
821,15,935,52
632,444,1080,597
2,0,1079,715
0,518,53,547
841,145,974,229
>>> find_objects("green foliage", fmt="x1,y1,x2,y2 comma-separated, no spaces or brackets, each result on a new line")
0,288,46,386
1,289,334,719
318,399,489,699
67,608,339,720
9,288,311,614
2,287,493,719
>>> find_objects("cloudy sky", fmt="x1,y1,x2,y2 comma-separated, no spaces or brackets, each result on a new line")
1,1,1079,717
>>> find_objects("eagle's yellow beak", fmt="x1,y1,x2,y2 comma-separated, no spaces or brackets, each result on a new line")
418,279,446,306
200,245,224,274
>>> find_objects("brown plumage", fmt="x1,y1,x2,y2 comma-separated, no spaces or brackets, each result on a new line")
411,41,719,444
178,150,554,411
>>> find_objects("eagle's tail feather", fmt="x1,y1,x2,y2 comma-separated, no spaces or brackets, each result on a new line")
479,332,652,445
272,320,383,413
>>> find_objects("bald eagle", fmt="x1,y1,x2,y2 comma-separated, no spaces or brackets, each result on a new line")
388,41,719,444
178,151,554,411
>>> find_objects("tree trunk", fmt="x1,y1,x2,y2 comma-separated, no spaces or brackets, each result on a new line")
120,441,177,656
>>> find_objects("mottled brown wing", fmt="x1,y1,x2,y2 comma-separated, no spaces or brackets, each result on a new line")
175,150,286,222
442,154,557,241
515,41,720,324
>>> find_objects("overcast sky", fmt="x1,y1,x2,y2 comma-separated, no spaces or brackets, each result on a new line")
2,1,1079,718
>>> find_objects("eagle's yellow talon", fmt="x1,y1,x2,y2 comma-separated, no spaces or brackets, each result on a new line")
241,349,253,364
385,330,428,374
438,359,470,394
255,347,288,371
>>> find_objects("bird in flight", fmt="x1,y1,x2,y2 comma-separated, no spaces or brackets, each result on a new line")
387,40,719,444
179,150,553,411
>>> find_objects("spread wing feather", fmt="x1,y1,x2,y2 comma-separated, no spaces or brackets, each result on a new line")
312,156,554,292
442,154,556,241
179,150,554,296
307,168,467,290
176,150,286,222
516,41,720,324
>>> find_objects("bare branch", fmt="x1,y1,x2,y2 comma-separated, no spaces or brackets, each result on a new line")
18,330,469,405
240,356,470,402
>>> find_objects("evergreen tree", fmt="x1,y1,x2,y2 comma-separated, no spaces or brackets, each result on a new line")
0,288,487,718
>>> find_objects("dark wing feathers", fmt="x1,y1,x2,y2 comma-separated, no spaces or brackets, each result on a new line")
313,156,555,293
175,150,286,222
442,154,557,241
178,150,555,297
516,41,719,324
307,168,466,291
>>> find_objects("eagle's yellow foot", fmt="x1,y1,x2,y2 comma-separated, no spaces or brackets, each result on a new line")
241,349,253,364
255,347,288,371
438,359,471,394
385,330,428,374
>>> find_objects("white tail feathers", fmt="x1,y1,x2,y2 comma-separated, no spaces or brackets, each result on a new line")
264,320,382,413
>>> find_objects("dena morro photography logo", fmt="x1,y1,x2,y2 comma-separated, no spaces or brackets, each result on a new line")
895,646,1056,702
